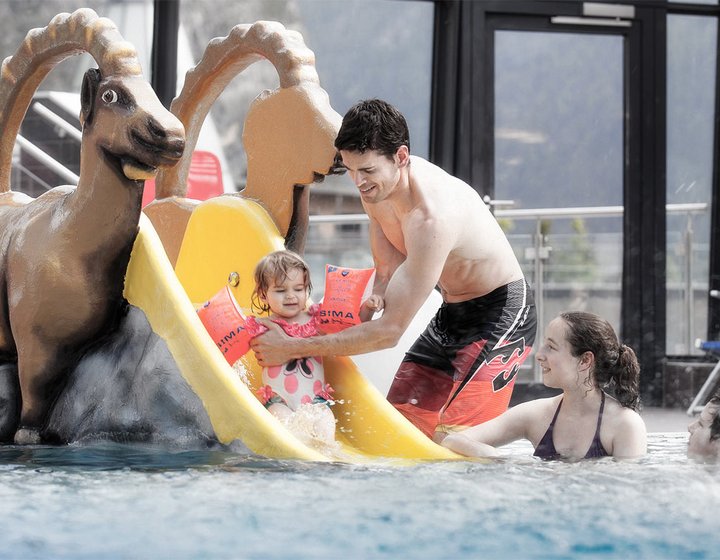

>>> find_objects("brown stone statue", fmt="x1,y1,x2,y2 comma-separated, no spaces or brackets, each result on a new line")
0,9,186,444
145,20,341,265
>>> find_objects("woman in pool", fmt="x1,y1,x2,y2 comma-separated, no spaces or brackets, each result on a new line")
687,389,720,461
442,311,647,460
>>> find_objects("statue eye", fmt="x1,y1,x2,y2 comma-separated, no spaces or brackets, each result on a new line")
101,89,118,103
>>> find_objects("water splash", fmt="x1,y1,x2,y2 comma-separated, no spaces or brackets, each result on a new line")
231,359,251,385
280,403,341,456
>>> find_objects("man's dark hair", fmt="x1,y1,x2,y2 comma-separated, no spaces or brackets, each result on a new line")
710,390,720,441
334,99,410,158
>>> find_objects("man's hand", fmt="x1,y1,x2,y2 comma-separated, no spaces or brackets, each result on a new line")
249,320,294,366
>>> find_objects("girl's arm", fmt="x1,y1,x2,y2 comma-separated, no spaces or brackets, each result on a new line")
359,294,384,322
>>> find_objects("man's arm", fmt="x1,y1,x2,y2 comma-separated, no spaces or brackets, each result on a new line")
366,217,404,301
251,210,453,366
358,217,403,322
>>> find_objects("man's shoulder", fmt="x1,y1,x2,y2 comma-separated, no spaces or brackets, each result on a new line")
409,155,448,180
411,160,480,203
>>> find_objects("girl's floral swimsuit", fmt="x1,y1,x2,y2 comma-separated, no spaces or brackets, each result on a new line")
245,305,334,410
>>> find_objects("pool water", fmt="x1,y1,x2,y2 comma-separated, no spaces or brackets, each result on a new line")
1,433,718,559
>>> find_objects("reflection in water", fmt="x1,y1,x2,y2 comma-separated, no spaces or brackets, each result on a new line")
1,433,719,559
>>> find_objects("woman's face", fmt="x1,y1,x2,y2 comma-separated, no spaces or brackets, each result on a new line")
535,317,586,390
688,399,720,460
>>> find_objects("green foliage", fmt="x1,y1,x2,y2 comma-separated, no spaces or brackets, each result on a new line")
497,218,514,233
546,218,598,283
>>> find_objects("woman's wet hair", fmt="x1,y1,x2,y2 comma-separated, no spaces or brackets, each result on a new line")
334,98,410,158
559,311,641,411
251,250,312,314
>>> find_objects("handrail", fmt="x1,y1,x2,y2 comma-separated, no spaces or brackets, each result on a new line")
310,213,368,224
308,201,711,376
11,159,53,191
309,202,708,223
15,135,79,185
31,102,82,142
496,202,708,218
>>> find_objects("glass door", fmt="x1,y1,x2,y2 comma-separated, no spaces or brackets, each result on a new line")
486,13,632,381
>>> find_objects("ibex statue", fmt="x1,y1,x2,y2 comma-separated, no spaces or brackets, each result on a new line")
147,20,342,264
0,9,185,444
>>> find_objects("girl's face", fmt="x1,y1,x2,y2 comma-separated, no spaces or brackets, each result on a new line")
688,400,720,460
535,317,587,390
261,267,309,320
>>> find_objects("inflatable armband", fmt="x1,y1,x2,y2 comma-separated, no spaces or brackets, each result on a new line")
197,286,253,364
318,265,375,334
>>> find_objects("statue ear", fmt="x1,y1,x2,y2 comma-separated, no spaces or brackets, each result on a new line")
80,68,102,128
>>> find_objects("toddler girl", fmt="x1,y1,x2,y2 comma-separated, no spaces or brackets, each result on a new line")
246,250,381,447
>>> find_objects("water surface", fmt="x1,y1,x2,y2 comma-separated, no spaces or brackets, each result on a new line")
1,433,717,559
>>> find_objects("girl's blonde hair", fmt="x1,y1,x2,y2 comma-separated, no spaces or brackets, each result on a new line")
251,250,312,314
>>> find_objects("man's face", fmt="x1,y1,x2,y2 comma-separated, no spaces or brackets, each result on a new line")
339,148,403,204
688,399,720,460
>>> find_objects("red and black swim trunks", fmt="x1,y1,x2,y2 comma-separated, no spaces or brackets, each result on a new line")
387,279,536,438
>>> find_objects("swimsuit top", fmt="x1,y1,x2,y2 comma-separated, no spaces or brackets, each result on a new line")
533,392,609,460
246,305,327,411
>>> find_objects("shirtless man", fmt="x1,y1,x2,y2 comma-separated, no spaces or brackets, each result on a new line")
251,99,536,442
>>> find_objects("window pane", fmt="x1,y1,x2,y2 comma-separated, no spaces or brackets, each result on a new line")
9,1,148,197
298,1,434,158
178,1,434,295
2,1,120,94
494,30,624,379
666,14,717,354
495,31,624,209
180,0,433,193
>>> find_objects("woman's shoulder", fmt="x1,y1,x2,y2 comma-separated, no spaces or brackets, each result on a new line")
526,394,562,408
602,395,647,457
510,394,562,422
505,395,562,445
514,394,561,409
603,395,646,430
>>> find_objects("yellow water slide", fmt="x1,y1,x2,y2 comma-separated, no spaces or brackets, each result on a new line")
126,196,458,462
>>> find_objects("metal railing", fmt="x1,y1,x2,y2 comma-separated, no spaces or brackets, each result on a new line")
32,102,82,142
13,100,711,377
308,201,709,381
11,102,81,192
15,135,79,184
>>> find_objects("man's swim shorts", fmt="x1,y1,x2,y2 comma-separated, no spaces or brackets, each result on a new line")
387,279,536,438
